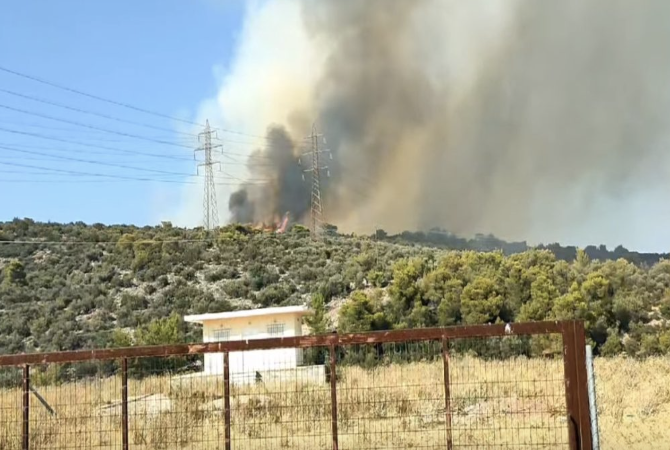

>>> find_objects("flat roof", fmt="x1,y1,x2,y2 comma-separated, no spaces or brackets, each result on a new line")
184,305,309,323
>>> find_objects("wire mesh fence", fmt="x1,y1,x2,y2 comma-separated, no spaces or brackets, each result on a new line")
228,346,331,450
0,321,592,450
445,337,568,448
0,367,22,449
335,341,447,449
334,338,568,449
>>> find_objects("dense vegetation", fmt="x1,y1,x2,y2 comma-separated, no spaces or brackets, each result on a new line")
1,218,670,358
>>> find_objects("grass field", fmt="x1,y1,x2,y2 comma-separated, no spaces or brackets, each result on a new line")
0,356,668,449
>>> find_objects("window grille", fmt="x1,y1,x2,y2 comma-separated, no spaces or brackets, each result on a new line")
211,328,231,342
267,323,285,337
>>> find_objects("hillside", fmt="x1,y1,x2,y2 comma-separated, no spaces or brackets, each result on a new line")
1,218,670,357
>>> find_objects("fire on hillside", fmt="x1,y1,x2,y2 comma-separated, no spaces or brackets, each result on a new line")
251,212,290,234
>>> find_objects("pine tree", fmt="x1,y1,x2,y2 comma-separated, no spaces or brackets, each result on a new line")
305,293,329,335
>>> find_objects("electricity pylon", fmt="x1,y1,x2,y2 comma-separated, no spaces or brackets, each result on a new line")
195,120,221,230
299,123,331,236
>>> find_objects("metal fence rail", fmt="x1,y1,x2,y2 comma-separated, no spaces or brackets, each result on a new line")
0,320,592,450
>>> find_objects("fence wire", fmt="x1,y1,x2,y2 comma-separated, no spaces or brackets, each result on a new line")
336,341,447,450
229,347,331,450
0,367,22,450
1,362,122,450
0,323,589,450
445,337,568,449
125,356,223,450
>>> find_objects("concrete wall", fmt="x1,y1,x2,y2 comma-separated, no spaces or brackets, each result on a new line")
202,313,304,375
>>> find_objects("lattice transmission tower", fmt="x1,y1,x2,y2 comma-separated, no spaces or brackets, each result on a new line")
299,123,331,236
195,120,221,230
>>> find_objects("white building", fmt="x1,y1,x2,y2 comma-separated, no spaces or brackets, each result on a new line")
184,305,323,383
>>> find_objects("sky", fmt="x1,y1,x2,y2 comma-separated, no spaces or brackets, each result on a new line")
0,0,247,226
1,1,669,254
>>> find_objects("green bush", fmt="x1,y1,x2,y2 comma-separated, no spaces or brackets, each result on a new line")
205,267,238,282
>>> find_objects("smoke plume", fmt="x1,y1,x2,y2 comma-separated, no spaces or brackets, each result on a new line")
230,126,310,224
212,0,670,250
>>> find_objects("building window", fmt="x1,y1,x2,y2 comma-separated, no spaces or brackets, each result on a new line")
267,323,285,337
211,328,231,342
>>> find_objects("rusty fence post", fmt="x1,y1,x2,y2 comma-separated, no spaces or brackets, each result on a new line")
224,351,231,450
22,365,29,450
562,321,593,450
121,358,129,450
329,344,339,450
441,338,453,450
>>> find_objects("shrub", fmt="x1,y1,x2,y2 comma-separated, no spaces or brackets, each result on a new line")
205,267,238,283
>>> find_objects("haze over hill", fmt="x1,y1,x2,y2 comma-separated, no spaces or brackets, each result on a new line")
177,0,670,253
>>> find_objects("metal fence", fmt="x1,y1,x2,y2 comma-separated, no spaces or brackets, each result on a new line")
0,320,592,450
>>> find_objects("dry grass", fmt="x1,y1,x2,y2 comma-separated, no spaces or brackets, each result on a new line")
0,356,668,449
593,357,670,449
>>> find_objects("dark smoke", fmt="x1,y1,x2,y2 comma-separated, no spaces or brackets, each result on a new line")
228,189,253,223
229,0,670,247
229,126,310,224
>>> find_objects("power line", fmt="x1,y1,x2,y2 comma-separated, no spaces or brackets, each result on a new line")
0,119,118,134
0,121,273,164
0,102,197,150
0,151,178,164
0,88,200,138
0,119,198,143
0,154,67,162
0,64,276,143
0,64,204,128
0,99,272,161
0,141,274,170
0,179,130,183
0,153,198,165
0,151,271,171
0,168,106,176
0,95,278,160
0,124,194,143
0,160,266,187
0,167,175,180
212,135,277,149
0,160,185,183
0,125,192,161
0,144,235,180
